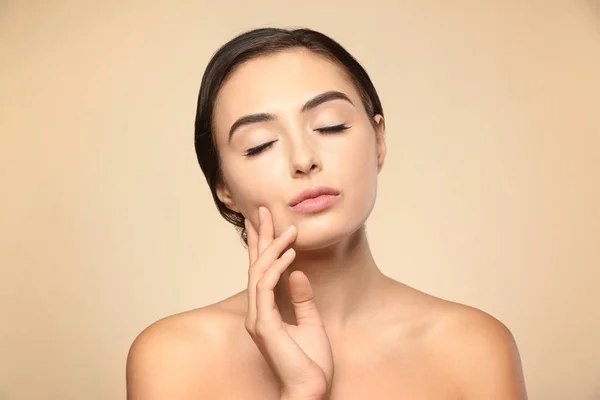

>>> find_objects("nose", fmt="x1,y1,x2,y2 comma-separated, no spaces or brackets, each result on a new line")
289,136,322,178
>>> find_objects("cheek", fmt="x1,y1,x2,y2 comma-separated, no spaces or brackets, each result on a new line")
338,131,378,183
336,132,379,210
222,158,285,214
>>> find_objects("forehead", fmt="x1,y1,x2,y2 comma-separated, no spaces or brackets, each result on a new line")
213,49,359,133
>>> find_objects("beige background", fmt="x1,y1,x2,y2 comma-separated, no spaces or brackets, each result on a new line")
1,1,599,399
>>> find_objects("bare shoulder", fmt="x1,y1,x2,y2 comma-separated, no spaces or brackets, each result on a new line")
126,292,246,400
379,280,526,398
420,293,528,399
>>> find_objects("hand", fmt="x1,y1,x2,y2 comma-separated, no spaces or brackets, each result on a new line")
244,207,334,400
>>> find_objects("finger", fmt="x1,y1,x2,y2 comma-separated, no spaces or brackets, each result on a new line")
288,270,324,326
245,218,260,328
256,248,296,325
246,218,258,265
258,225,297,267
258,206,274,256
248,224,297,329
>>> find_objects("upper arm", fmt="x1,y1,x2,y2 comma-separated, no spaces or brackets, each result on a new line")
446,308,528,400
126,316,221,400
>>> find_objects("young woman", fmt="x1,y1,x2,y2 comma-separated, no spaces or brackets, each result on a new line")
126,27,527,400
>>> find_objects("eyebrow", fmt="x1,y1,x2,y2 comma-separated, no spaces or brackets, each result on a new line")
228,90,354,143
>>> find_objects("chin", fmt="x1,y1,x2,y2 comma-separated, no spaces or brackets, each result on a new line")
280,189,377,250
293,230,347,251
290,210,368,251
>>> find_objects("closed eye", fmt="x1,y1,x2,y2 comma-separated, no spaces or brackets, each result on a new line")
244,140,277,157
315,124,351,133
243,124,350,157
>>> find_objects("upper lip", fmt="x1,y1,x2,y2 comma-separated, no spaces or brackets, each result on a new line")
289,185,340,207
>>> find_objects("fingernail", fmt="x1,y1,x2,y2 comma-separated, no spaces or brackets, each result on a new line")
282,248,295,259
283,225,295,236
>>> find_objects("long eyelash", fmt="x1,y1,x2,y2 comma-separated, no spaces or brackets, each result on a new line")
315,124,351,133
243,124,349,157
244,140,277,157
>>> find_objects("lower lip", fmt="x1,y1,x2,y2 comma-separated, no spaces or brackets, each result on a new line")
291,194,340,214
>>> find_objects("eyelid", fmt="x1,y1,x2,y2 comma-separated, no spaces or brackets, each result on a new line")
243,123,350,157
244,139,277,156
315,124,351,133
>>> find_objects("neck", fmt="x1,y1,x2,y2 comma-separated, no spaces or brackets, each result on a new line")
274,225,389,332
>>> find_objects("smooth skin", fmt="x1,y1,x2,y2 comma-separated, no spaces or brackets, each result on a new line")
126,48,527,399
245,208,334,400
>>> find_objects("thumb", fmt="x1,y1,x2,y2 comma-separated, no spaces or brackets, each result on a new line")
288,271,323,326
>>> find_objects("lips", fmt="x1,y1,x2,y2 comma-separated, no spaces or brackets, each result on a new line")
288,185,340,207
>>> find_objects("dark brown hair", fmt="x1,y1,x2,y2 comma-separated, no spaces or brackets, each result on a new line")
194,27,384,245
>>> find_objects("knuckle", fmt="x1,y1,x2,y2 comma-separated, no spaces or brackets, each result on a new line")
248,265,263,280
256,277,271,291
254,320,273,338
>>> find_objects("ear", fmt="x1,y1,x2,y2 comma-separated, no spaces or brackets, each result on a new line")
215,181,240,213
373,114,387,173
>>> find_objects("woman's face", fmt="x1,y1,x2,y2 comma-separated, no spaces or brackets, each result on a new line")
213,48,386,250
